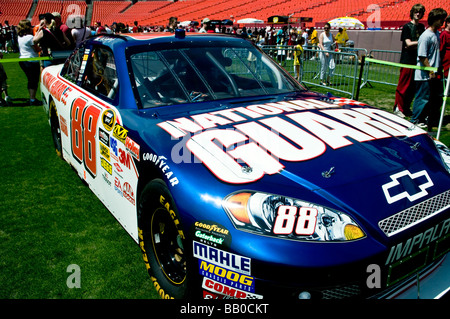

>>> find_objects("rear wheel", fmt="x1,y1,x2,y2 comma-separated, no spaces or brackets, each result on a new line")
138,179,189,299
49,99,62,158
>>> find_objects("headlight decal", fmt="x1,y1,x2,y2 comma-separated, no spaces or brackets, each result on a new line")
273,206,318,236
223,191,365,242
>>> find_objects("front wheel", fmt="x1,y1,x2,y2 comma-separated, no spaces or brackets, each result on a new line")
138,179,189,299
49,99,62,158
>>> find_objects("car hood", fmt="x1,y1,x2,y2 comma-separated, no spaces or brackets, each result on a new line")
150,93,450,231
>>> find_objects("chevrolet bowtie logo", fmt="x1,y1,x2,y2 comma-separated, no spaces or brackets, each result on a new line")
382,170,433,204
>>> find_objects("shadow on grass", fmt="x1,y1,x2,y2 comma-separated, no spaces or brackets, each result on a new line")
0,98,39,107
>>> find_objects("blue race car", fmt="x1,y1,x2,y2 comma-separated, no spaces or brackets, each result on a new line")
40,31,450,299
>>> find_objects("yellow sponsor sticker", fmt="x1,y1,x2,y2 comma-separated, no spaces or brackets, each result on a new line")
101,157,112,175
99,142,110,161
113,124,128,144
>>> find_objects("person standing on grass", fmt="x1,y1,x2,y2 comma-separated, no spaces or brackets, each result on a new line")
411,8,447,130
71,15,91,48
318,23,336,86
33,13,72,68
440,15,450,78
394,4,426,118
294,37,304,81
17,19,42,106
0,51,12,106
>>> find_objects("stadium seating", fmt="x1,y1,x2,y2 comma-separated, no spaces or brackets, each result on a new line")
0,0,33,26
0,0,449,28
31,0,87,26
91,1,131,26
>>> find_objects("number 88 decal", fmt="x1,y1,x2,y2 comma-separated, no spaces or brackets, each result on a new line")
273,206,318,235
71,97,102,177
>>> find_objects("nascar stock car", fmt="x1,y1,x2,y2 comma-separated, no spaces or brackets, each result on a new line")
40,31,450,299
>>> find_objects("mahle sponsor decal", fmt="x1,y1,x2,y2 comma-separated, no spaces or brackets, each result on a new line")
193,241,250,275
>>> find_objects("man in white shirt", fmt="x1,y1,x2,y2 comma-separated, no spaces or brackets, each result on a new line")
411,7,447,130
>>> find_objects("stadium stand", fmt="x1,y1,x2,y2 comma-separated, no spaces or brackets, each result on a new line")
91,1,131,26
30,0,87,25
0,0,449,29
0,0,33,26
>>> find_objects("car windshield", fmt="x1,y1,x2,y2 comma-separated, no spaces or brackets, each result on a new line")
128,43,303,108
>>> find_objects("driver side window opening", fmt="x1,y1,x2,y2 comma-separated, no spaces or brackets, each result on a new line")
81,46,118,100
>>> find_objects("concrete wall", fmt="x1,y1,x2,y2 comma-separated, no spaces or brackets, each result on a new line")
339,29,402,53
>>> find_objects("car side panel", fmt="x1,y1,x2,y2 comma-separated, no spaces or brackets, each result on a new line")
41,67,140,242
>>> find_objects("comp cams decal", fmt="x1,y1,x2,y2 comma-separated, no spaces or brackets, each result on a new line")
202,277,263,299
157,98,426,184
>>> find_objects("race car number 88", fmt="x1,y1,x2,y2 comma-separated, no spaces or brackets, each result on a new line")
273,206,318,235
71,97,101,177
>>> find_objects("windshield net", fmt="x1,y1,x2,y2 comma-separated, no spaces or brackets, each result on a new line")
129,45,301,108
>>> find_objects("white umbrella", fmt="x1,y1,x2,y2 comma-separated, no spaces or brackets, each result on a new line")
237,18,264,24
328,17,364,29
179,21,192,27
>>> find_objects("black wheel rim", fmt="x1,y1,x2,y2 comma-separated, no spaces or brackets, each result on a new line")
151,207,186,285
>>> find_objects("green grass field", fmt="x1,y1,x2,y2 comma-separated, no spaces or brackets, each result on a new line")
0,54,156,299
0,52,449,299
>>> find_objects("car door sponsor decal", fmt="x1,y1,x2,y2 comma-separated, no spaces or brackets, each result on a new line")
113,124,128,144
59,115,68,137
42,72,72,105
101,109,116,131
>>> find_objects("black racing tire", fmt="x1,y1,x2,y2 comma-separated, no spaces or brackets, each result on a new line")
49,99,63,159
138,179,189,299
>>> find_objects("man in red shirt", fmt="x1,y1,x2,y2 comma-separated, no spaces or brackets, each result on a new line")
441,16,450,77
95,22,106,34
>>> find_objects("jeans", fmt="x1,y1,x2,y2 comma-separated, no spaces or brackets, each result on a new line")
319,52,335,81
411,80,429,123
411,79,443,126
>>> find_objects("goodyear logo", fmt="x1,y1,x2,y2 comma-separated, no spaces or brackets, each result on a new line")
101,157,112,175
100,142,110,161
113,124,128,144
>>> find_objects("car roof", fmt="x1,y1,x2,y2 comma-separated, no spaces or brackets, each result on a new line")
86,32,247,51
